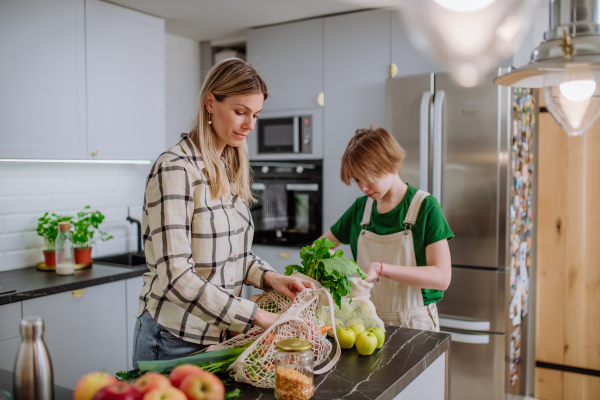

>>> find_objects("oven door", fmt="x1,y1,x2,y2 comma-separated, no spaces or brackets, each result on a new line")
258,116,298,154
250,182,321,246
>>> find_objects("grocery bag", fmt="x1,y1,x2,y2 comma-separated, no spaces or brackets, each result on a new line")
204,288,341,389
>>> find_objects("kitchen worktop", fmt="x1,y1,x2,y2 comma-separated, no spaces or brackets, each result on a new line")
0,263,148,306
0,326,450,400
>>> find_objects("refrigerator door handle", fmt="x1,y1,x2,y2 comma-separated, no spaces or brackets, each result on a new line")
441,330,490,344
439,317,491,332
419,91,432,191
432,90,445,204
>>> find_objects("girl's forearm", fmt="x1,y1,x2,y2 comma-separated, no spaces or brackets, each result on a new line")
380,263,451,291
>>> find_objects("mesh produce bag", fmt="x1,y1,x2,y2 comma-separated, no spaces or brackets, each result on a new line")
205,288,341,389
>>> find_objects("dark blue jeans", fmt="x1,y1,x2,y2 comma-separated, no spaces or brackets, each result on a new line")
132,310,210,369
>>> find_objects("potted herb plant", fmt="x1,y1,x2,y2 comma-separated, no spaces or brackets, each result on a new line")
71,206,113,264
36,212,73,267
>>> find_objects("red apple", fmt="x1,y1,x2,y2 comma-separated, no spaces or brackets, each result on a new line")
91,382,141,400
133,372,172,395
74,372,119,400
142,387,187,400
179,372,225,400
168,364,206,388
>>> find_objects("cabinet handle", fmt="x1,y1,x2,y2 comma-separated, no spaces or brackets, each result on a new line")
390,63,398,78
91,151,99,156
72,289,86,298
279,252,291,259
317,92,324,107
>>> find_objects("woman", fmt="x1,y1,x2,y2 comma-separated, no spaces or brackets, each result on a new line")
133,59,314,367
320,126,453,331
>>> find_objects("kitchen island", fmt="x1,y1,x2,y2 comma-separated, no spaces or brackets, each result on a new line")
0,326,450,400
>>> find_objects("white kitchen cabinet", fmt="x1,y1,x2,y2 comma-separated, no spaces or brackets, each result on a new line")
0,337,21,371
85,0,165,161
22,281,127,389
0,302,22,371
0,0,87,160
125,276,144,370
247,18,323,112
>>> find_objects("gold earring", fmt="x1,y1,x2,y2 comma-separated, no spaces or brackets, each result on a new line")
208,113,212,125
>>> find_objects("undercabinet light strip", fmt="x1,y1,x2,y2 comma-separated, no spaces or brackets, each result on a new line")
0,158,152,165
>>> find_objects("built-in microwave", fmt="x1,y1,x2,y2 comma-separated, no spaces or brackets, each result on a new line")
248,108,323,160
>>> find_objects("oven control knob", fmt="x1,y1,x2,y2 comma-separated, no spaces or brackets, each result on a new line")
261,166,269,174
276,230,282,238
296,166,304,174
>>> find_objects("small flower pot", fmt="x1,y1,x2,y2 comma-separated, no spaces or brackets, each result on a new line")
43,251,56,267
74,248,92,265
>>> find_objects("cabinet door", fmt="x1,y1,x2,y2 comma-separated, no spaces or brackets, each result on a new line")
0,0,87,159
247,18,323,112
125,276,144,370
22,281,127,389
323,9,390,159
0,337,21,371
86,0,165,161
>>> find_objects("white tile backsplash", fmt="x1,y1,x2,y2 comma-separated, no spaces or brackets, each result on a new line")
0,33,200,271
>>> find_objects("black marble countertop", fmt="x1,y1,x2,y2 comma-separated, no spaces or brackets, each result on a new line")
224,326,450,400
0,368,73,399
0,263,148,306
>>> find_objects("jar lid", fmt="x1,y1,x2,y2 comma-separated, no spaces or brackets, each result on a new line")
276,338,312,352
58,222,70,231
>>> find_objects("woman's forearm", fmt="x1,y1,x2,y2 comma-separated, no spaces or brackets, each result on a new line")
380,263,451,291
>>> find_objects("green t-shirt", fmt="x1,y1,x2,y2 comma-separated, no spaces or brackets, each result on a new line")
330,184,454,305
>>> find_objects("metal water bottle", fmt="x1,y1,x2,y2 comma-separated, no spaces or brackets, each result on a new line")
13,317,54,400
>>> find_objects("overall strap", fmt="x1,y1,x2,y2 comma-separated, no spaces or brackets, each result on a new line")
360,198,375,228
403,190,430,228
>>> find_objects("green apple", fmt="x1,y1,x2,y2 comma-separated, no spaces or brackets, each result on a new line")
346,317,364,329
355,302,373,317
368,327,385,349
362,317,379,330
355,331,378,356
349,323,365,337
328,317,345,338
336,328,356,349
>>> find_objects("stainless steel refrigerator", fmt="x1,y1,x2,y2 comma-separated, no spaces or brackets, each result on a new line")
386,69,535,399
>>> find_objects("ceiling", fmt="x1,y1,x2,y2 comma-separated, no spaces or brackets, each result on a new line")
105,0,375,42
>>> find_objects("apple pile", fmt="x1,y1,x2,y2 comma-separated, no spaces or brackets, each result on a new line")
335,324,385,356
73,364,225,400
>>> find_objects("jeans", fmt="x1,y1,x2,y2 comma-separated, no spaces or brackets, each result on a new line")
132,310,210,369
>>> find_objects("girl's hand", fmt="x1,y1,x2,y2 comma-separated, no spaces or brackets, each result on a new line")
362,262,380,283
264,272,316,300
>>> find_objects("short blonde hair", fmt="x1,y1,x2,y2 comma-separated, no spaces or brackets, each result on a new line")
340,126,405,185
189,59,268,205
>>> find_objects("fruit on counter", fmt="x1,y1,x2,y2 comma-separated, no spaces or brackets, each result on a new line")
355,331,378,356
133,372,171,395
168,364,206,388
327,317,345,338
74,372,119,400
91,382,141,400
368,327,386,349
336,327,356,349
143,387,187,400
349,323,365,337
179,370,225,400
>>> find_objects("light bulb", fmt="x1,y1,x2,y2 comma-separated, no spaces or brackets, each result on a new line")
433,0,496,13
559,80,596,102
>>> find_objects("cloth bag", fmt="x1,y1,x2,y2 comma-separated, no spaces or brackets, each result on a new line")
205,288,341,389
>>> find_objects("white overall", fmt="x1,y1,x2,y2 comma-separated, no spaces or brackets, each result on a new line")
356,190,440,331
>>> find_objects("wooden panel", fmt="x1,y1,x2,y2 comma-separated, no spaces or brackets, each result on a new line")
535,367,563,400
564,372,600,399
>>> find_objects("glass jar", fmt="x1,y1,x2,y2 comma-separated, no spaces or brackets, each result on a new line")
55,222,74,275
274,338,314,400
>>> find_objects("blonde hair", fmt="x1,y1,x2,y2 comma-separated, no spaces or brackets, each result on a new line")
189,59,268,205
340,126,405,185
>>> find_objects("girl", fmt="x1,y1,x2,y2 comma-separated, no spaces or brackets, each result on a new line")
133,59,314,367
321,126,453,331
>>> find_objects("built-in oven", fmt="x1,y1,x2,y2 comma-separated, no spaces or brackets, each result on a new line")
250,160,322,246
248,108,323,160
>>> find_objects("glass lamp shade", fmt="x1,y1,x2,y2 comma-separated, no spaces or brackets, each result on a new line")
542,65,600,136
395,0,539,86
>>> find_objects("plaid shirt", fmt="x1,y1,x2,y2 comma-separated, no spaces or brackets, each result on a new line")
137,134,275,345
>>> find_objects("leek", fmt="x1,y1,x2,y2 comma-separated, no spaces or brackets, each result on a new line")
137,347,247,373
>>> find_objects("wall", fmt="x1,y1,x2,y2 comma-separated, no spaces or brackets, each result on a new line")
0,33,201,272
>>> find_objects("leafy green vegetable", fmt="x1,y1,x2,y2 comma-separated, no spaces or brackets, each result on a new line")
225,388,241,399
285,238,367,309
137,347,247,373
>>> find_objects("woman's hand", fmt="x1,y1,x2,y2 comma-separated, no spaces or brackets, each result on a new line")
363,262,381,283
253,308,280,330
264,271,316,301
